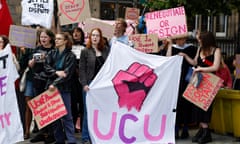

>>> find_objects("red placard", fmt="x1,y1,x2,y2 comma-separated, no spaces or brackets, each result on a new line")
28,88,67,129
183,72,223,111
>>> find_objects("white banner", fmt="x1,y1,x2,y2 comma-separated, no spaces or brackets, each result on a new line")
21,0,54,28
0,44,23,143
87,42,183,144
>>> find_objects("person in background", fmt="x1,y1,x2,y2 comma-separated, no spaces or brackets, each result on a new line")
18,46,35,140
216,56,233,88
109,18,129,47
0,35,20,70
181,31,221,143
233,47,240,90
79,28,110,144
71,27,85,133
28,28,55,143
167,36,198,139
44,32,77,144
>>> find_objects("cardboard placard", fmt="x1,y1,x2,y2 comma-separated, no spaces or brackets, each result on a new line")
236,54,240,79
129,34,158,53
83,18,114,39
9,25,37,48
28,89,67,129
183,72,224,111
145,6,188,39
58,0,91,25
125,7,140,21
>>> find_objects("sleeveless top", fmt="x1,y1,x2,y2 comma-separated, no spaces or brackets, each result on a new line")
197,48,216,69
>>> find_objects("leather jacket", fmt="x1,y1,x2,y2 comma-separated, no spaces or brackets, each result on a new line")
44,48,76,92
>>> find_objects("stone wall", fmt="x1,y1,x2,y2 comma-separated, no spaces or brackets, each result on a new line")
7,0,22,25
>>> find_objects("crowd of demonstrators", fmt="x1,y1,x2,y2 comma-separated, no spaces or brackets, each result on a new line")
79,28,110,144
70,27,85,133
4,14,239,144
166,36,198,139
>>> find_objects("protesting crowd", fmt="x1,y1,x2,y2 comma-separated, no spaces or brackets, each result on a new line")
1,0,240,144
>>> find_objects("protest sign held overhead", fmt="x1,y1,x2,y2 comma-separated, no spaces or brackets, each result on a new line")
83,18,114,39
0,44,23,144
129,34,158,53
145,6,188,39
58,0,91,25
125,7,140,21
9,25,37,48
87,42,183,144
21,0,54,28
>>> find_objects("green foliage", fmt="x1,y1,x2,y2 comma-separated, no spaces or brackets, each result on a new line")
143,0,239,16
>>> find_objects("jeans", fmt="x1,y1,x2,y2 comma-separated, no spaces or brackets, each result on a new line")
82,90,90,141
53,91,77,143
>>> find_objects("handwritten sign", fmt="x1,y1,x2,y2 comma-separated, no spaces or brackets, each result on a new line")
21,0,54,28
58,0,91,25
125,7,140,21
145,6,188,39
183,73,224,111
84,18,114,39
28,89,67,129
129,34,158,53
9,25,37,48
236,54,240,79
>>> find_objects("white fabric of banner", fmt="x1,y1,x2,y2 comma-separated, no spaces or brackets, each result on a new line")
87,42,183,144
0,44,23,144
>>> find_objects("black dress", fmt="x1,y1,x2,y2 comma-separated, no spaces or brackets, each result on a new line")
193,50,216,123
171,44,198,125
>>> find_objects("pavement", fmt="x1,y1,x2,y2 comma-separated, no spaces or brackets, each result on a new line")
17,128,239,144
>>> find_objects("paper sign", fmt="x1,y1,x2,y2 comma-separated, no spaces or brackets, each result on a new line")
125,7,140,21
9,25,37,48
145,6,188,39
83,18,114,39
183,73,224,111
21,0,54,28
129,34,158,53
58,0,91,25
28,89,67,129
236,54,240,78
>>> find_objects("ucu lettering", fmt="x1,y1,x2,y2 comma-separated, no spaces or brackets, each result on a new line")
92,109,167,143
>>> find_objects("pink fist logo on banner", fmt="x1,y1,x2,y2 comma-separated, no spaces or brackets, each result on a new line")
112,62,157,111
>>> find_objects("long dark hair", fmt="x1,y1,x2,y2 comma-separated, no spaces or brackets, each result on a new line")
199,31,217,56
72,27,85,45
39,28,55,46
0,35,9,48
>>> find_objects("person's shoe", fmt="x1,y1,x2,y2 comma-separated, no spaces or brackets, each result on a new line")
175,130,179,139
30,134,45,143
32,126,39,133
83,140,91,144
44,135,55,144
198,128,212,144
192,127,203,142
181,130,189,139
